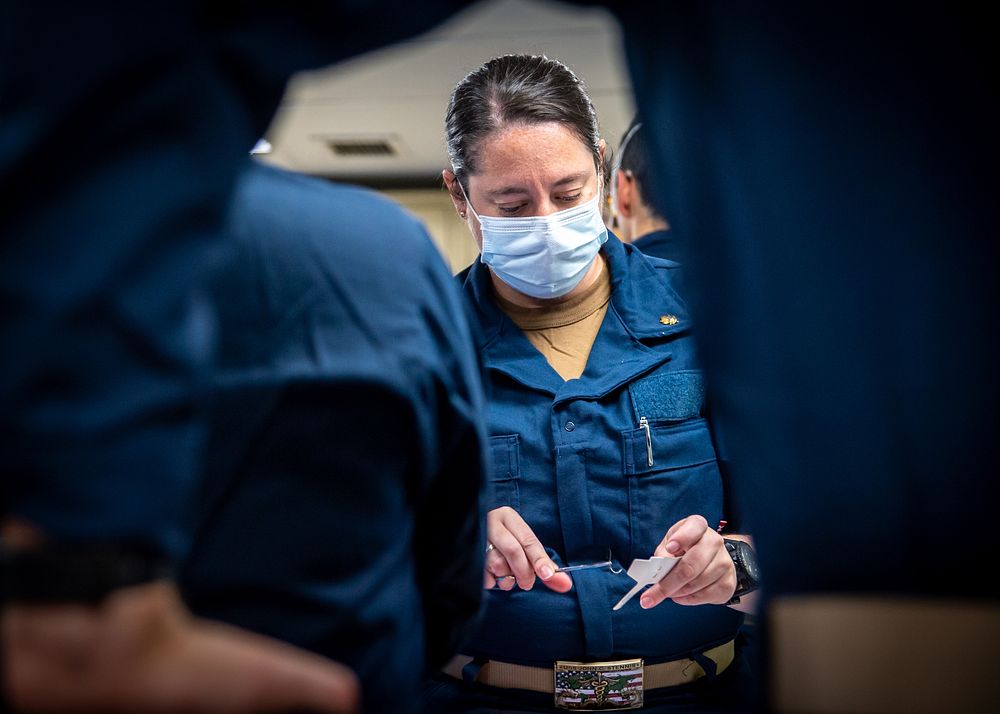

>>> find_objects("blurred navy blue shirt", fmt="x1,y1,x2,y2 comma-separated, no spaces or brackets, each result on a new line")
180,162,488,713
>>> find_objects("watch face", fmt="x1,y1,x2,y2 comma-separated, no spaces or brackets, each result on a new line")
727,539,760,592
737,542,760,586
742,546,760,581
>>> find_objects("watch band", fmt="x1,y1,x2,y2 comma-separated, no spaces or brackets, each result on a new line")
1,540,173,604
723,538,759,606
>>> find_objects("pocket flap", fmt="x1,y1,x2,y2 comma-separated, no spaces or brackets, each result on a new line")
628,369,705,423
622,418,716,475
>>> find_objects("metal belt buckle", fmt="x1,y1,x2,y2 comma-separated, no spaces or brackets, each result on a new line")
553,658,644,710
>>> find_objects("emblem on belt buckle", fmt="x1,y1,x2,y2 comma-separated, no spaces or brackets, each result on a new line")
553,658,643,710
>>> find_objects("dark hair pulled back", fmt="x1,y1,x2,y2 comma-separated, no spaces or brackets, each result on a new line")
445,54,601,190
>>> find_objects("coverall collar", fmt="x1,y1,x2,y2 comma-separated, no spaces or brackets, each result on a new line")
461,235,690,398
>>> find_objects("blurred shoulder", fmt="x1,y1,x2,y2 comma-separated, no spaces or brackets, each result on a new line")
229,161,445,275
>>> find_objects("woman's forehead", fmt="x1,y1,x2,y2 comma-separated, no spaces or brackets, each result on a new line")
473,122,596,189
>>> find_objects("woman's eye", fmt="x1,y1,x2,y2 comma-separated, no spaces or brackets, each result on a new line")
497,204,524,215
558,193,582,203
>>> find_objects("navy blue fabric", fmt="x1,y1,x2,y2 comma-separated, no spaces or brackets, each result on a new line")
605,3,1000,600
629,370,706,424
1,3,237,557
0,0,468,561
458,235,742,668
633,229,682,264
179,162,488,713
627,230,686,298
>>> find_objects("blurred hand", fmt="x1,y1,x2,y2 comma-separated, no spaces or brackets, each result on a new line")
484,507,572,593
639,515,736,609
1,580,359,713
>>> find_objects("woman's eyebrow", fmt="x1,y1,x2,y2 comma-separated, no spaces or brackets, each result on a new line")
487,185,529,198
487,172,590,198
553,171,589,187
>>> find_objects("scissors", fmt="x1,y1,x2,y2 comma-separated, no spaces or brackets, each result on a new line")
492,549,622,586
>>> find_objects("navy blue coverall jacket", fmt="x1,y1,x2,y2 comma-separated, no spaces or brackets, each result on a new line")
633,229,681,264
180,162,488,713
459,235,742,666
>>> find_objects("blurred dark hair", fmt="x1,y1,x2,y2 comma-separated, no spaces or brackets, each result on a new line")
445,54,601,190
617,119,663,218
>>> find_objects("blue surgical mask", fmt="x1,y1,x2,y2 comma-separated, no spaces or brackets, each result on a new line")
464,189,609,300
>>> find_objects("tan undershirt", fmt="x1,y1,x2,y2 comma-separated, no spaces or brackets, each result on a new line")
494,266,612,381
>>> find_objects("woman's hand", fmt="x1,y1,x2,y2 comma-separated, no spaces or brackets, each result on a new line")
484,507,572,593
638,515,736,609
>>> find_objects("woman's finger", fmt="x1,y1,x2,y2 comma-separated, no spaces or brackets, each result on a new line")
485,548,517,590
642,534,729,609
491,509,540,589
484,507,572,592
500,509,570,591
654,514,709,558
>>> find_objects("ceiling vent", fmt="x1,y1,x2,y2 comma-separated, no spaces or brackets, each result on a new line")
327,138,396,157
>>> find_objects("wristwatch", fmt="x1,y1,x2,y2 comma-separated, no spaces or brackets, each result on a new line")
723,538,760,605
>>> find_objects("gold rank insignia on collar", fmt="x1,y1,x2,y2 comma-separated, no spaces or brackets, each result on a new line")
659,314,678,326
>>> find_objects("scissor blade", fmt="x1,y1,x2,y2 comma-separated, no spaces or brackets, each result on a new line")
555,560,609,573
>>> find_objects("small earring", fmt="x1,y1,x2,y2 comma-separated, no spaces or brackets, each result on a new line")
460,211,467,218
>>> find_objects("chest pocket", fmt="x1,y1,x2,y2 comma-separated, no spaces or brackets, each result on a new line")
487,434,521,510
622,370,723,558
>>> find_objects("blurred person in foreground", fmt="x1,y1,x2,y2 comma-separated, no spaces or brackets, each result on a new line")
181,159,488,714
592,3,1000,711
1,2,468,711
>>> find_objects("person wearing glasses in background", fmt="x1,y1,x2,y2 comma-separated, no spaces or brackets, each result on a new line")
608,119,680,264
428,54,761,713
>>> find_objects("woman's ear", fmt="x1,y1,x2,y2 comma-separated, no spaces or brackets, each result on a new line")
441,169,467,219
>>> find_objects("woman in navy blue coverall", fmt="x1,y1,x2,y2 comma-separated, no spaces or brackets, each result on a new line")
427,55,759,713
